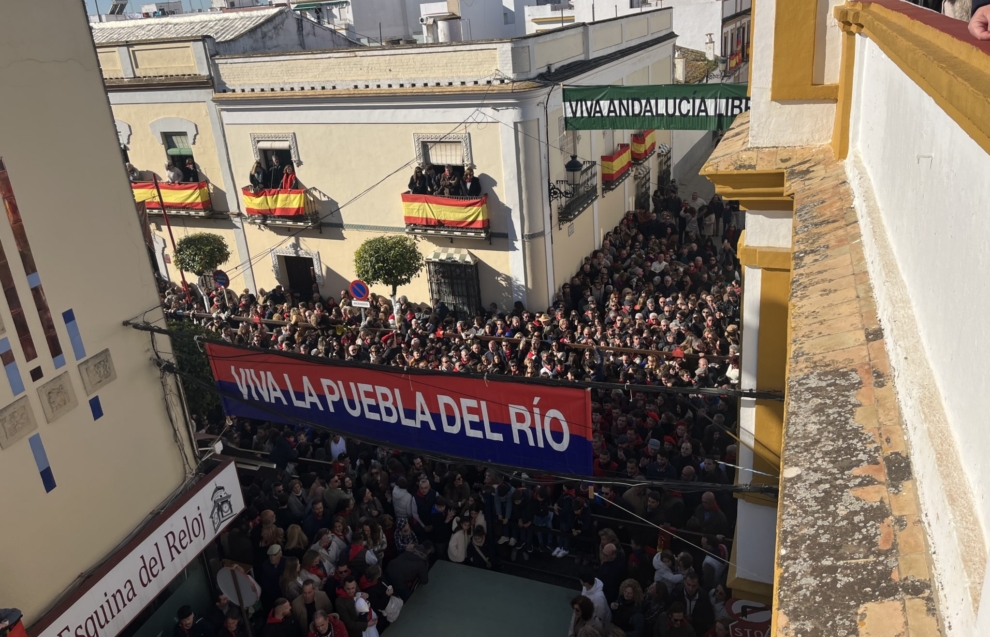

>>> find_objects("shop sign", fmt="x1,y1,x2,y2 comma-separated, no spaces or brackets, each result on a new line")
32,461,244,637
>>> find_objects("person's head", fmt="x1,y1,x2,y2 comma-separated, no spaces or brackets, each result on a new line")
223,609,240,633
683,572,701,596
267,544,282,564
312,500,324,517
571,595,595,621
214,592,229,609
335,562,351,580
312,611,330,635
418,477,431,494
177,606,194,629
702,491,717,511
185,158,195,169
301,581,317,604
620,578,643,603
578,570,597,590
659,549,676,569
272,154,281,165
668,602,687,628
272,598,290,619
713,618,731,637
602,543,617,562
343,576,359,597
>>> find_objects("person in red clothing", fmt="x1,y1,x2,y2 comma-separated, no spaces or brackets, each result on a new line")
261,599,299,637
307,610,347,637
281,165,298,190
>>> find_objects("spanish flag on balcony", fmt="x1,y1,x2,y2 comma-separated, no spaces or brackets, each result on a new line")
631,130,656,161
132,181,212,211
401,193,489,229
242,187,307,217
601,143,632,183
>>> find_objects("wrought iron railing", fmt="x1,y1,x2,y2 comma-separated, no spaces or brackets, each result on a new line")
557,160,598,223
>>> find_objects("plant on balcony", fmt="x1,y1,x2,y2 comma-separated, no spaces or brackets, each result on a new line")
354,235,424,322
173,233,231,277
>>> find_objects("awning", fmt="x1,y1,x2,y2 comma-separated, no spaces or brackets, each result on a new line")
166,147,194,156
426,247,475,265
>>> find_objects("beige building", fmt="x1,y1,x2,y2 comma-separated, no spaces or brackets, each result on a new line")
0,0,212,628
100,9,677,312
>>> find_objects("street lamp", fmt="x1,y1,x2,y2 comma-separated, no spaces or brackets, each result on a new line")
549,155,586,201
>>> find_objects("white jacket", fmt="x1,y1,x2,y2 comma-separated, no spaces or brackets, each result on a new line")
581,578,612,626
448,527,469,563
653,554,685,593
391,485,420,523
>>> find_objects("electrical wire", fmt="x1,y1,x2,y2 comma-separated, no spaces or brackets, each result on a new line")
151,346,777,497
598,492,760,578
214,70,509,284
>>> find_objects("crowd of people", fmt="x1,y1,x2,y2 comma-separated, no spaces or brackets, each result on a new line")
164,181,748,637
406,164,482,197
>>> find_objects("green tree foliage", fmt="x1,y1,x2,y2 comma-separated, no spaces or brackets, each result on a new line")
167,319,220,419
173,233,231,276
353,235,425,296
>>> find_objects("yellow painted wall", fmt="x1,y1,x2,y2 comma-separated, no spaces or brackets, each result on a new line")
111,101,232,212
96,48,123,78
219,120,514,308
215,48,499,87
535,31,584,68
130,42,198,77
592,22,623,52
0,0,191,621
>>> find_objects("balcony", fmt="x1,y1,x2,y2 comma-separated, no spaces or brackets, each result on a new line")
630,130,656,164
401,193,490,240
555,160,598,224
600,142,631,194
131,181,216,217
241,186,321,228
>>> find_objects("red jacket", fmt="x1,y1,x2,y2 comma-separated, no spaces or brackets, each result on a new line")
307,615,348,637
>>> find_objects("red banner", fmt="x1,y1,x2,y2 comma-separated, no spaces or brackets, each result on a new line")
206,342,593,475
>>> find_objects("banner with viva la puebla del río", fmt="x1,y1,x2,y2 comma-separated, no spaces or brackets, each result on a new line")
205,342,594,476
563,83,750,131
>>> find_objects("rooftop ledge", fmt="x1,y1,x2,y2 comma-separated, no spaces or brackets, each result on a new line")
703,113,943,636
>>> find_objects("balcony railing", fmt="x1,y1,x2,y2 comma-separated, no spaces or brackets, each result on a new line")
601,143,632,194
401,192,490,240
557,160,598,223
241,186,321,227
131,181,215,216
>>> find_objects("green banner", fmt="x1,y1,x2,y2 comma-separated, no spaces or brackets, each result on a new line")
563,83,750,131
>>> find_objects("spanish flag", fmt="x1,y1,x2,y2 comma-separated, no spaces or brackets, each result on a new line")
631,130,656,161
242,187,307,217
402,193,489,229
601,144,632,183
132,181,212,211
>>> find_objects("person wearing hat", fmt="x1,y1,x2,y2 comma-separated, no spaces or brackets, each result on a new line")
174,606,211,637
259,544,286,609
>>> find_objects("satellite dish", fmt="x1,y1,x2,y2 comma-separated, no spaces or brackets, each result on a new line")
217,567,261,607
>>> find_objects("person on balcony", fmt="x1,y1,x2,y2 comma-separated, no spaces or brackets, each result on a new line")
250,161,266,192
437,165,462,197
126,163,141,182
166,161,184,184
282,165,298,190
269,155,286,189
407,166,431,195
182,158,200,183
461,168,481,197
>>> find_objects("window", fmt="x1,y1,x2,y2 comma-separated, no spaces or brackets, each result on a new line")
163,132,197,182
503,11,514,24
426,256,482,321
422,141,465,166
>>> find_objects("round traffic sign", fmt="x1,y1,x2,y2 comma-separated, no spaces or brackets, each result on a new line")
213,269,230,288
349,279,370,301
216,567,260,607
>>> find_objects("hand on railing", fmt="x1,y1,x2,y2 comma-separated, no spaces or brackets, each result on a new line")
970,4,990,40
